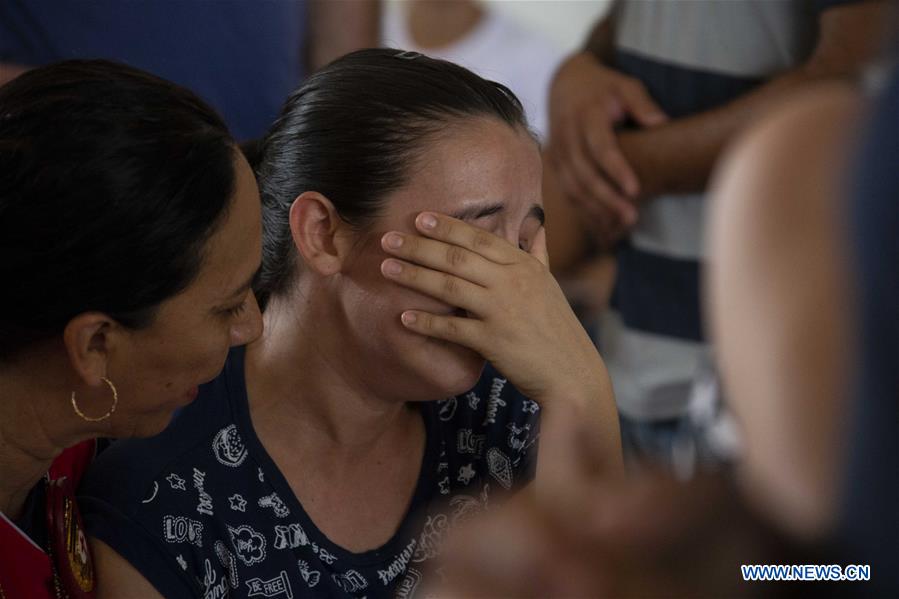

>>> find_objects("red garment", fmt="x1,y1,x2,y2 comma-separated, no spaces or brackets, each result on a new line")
0,440,96,598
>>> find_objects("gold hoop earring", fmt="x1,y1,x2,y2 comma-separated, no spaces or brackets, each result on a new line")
71,377,118,422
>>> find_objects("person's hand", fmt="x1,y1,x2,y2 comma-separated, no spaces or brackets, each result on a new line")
547,52,668,242
422,385,792,599
379,212,605,407
432,471,784,598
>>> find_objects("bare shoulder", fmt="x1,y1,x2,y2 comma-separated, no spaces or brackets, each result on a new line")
709,82,863,253
706,82,861,536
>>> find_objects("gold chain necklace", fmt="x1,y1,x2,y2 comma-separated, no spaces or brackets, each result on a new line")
44,476,70,599
45,535,69,599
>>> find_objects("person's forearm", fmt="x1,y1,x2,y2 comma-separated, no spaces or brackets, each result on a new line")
534,362,624,490
620,68,866,200
307,0,381,72
617,69,823,199
542,156,592,274
582,2,618,63
618,1,889,201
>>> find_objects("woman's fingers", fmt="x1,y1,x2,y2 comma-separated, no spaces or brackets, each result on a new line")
381,231,496,287
413,212,519,265
399,310,483,350
529,227,549,267
380,258,489,315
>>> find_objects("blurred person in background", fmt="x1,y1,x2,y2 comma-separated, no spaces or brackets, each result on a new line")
0,59,263,598
0,0,381,141
431,58,898,597
547,0,889,468
380,0,563,140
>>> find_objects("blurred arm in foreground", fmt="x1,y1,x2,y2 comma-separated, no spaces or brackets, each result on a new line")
433,73,899,597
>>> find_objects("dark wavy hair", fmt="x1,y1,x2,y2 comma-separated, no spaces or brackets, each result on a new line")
0,59,236,359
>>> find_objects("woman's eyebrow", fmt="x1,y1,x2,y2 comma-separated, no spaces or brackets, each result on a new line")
450,201,505,222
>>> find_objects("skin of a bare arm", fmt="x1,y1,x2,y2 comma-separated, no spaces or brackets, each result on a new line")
543,8,626,257
307,0,381,72
582,2,618,62
91,538,165,599
543,150,593,273
617,1,889,203
707,82,862,540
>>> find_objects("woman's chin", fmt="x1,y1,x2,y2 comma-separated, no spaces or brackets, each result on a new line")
423,340,486,396
126,406,182,438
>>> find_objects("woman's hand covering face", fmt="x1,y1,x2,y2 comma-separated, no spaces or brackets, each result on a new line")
379,211,605,406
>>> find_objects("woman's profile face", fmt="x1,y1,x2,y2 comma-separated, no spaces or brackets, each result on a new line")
105,153,263,437
337,118,543,400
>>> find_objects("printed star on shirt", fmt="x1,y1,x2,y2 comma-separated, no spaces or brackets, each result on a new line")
166,473,186,491
228,493,247,512
457,463,476,485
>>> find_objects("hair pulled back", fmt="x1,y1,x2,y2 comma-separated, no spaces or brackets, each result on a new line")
254,48,530,308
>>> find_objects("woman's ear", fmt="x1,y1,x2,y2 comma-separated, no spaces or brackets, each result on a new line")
62,313,114,386
289,191,353,276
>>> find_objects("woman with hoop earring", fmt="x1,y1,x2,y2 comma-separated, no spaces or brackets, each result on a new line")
0,60,263,598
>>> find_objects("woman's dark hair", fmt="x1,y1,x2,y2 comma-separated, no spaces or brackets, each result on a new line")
0,59,236,359
254,48,531,308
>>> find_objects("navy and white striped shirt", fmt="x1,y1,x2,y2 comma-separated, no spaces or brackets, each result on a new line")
600,0,860,421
